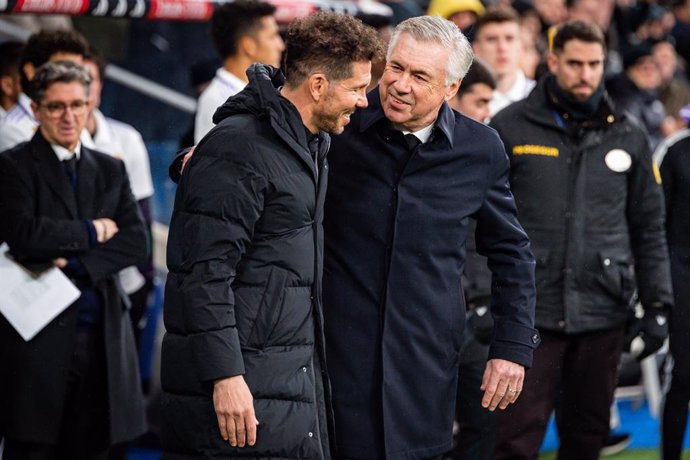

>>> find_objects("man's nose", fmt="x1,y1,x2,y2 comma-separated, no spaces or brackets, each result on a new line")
393,72,412,92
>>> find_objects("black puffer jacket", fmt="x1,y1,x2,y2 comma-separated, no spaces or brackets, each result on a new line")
161,64,332,459
490,77,673,334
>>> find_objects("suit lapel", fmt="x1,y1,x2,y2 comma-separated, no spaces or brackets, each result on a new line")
76,147,101,218
31,134,79,219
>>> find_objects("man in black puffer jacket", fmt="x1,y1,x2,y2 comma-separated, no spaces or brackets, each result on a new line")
161,12,383,459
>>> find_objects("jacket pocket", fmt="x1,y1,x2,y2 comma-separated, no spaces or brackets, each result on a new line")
246,266,289,349
597,251,636,306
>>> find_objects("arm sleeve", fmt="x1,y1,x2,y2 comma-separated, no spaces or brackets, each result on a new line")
0,154,91,259
80,162,148,284
627,140,674,310
474,141,540,368
166,144,268,381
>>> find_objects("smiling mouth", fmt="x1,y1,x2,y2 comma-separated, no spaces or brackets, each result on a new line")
389,94,411,106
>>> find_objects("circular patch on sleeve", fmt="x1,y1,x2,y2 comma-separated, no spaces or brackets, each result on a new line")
604,149,632,172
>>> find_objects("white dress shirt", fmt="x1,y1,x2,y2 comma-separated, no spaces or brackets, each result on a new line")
194,68,247,143
489,71,536,117
90,109,154,200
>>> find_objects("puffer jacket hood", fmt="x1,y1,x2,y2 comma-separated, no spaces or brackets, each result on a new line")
212,64,317,155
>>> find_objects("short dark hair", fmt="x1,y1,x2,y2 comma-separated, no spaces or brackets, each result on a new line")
210,0,277,60
552,20,606,53
20,29,89,91
474,7,520,37
457,59,496,96
84,46,107,81
0,42,24,77
283,12,385,87
28,60,91,104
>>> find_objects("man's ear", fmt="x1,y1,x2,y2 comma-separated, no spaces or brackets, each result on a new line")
31,101,39,120
22,62,36,83
0,75,12,95
308,72,328,102
239,35,258,60
546,52,558,74
444,80,461,101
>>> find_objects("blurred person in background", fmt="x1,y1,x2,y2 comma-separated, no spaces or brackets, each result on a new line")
356,11,395,92
0,29,89,151
0,42,24,121
653,38,690,136
0,60,147,460
194,0,284,143
491,21,673,460
671,0,690,79
426,0,486,38
472,8,536,117
179,59,219,148
448,59,496,123
607,42,666,150
82,49,155,348
654,101,690,460
445,59,500,460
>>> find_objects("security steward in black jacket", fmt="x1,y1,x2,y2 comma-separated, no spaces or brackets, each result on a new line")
490,21,673,460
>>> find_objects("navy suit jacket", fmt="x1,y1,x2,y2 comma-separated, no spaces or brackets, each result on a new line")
322,88,539,459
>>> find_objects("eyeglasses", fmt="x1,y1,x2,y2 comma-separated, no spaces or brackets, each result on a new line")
39,100,88,118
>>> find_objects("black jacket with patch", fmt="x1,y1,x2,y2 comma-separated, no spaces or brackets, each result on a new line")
490,77,673,334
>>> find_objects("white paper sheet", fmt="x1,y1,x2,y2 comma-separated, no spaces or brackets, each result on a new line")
0,243,81,341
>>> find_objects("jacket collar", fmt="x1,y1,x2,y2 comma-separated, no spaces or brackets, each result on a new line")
522,76,621,131
29,131,100,219
30,131,79,218
212,63,329,183
359,87,457,148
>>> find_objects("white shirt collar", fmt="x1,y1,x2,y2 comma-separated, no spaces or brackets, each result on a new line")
402,123,435,144
51,142,81,162
217,67,247,93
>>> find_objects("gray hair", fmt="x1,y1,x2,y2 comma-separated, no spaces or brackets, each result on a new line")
28,60,91,104
388,16,474,85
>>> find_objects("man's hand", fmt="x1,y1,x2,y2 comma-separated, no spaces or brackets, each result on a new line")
213,375,259,447
181,146,195,173
625,308,669,362
480,358,525,411
92,218,119,243
53,258,67,268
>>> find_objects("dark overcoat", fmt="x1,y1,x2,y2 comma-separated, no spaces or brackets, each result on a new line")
322,88,540,460
0,132,148,445
161,64,332,459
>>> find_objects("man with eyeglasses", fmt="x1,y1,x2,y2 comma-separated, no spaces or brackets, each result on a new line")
0,29,89,152
0,60,148,460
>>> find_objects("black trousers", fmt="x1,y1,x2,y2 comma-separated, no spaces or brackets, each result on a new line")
662,251,690,460
494,327,624,460
4,326,117,460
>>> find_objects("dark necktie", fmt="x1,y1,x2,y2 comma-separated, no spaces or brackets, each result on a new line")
404,133,422,151
62,155,77,191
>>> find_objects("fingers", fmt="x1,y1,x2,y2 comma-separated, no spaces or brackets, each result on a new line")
216,412,229,442
481,359,525,411
53,257,67,268
213,375,257,448
93,218,119,243
247,416,259,447
235,413,246,447
181,146,195,173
